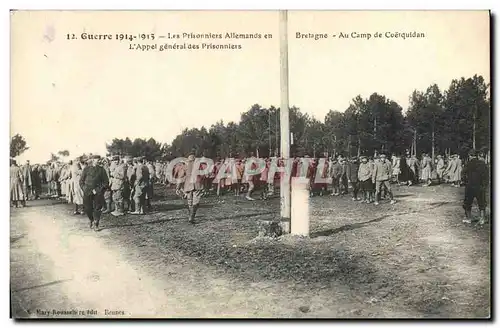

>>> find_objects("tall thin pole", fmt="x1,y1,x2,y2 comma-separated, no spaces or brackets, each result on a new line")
268,109,272,157
275,109,279,156
279,10,291,230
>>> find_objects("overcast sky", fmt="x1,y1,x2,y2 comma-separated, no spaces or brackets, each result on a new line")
11,10,490,163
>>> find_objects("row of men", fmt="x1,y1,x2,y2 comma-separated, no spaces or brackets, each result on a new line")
11,151,469,206
11,149,489,226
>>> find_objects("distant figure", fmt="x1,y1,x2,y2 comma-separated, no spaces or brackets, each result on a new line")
462,150,489,225
358,156,373,203
436,155,445,184
346,157,361,201
421,153,433,186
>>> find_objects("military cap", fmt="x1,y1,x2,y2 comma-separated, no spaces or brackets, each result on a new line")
468,149,479,157
90,154,101,159
359,155,367,159
111,155,120,161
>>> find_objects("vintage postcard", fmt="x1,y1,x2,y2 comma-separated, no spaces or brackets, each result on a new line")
10,10,491,319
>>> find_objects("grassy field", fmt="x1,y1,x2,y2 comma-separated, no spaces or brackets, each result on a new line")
11,182,491,318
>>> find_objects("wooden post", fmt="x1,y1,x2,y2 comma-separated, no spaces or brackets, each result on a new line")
279,10,291,232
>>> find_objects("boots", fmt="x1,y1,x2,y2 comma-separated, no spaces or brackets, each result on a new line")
189,204,198,224
463,209,473,224
102,200,112,214
111,202,124,217
479,210,486,225
130,201,141,215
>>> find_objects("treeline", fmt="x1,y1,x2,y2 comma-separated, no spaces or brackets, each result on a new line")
106,74,490,160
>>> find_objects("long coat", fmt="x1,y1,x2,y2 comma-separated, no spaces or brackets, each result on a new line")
71,163,84,205
421,156,433,180
184,160,203,192
11,165,24,201
453,158,463,182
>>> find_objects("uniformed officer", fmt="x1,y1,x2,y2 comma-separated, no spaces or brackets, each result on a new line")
79,155,109,231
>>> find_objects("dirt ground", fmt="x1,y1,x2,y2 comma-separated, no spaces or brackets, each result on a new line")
10,183,491,319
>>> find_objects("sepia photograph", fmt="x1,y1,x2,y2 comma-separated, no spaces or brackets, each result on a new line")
9,10,491,319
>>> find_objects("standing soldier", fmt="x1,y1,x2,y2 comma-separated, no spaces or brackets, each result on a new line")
124,157,134,213
436,155,445,184
454,154,463,187
71,158,85,215
444,154,456,185
347,157,361,201
131,157,149,215
79,155,109,231
184,154,203,224
46,163,54,197
339,158,349,195
21,161,32,201
10,159,25,208
372,153,396,205
421,153,433,186
111,157,128,217
31,164,41,200
145,159,156,212
462,150,489,225
101,158,113,214
358,156,373,203
329,158,342,196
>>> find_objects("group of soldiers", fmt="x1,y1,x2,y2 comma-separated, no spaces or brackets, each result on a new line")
10,147,490,228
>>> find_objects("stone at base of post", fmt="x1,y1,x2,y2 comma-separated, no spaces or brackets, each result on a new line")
279,219,291,235
257,219,289,238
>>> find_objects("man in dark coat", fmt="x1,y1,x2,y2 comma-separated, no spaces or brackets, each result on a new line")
462,150,490,225
346,157,361,201
80,155,109,231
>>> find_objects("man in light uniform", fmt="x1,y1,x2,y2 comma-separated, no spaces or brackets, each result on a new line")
372,153,396,205
131,157,149,215
184,154,203,224
100,158,113,214
111,156,127,217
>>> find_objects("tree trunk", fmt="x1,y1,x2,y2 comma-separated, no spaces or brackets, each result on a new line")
347,135,351,158
357,135,361,157
256,147,260,158
473,110,477,150
413,129,417,156
432,128,435,160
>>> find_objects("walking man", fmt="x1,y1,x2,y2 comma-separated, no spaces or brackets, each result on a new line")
372,153,396,205
79,155,109,231
184,154,203,224
462,150,489,225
